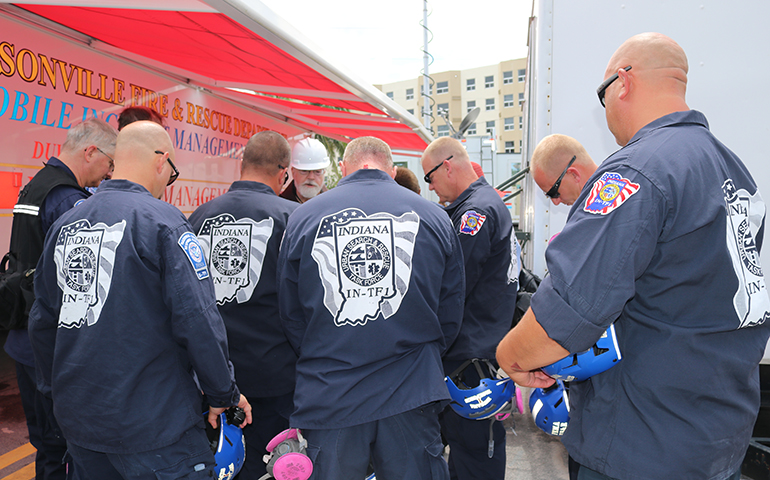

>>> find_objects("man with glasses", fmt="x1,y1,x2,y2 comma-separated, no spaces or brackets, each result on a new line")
4,117,116,480
530,134,598,207
29,121,252,479
189,131,297,479
280,137,329,203
498,33,770,480
420,137,520,480
278,136,464,479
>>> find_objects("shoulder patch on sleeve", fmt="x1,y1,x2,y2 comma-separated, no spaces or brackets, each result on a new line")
583,172,640,215
459,210,486,235
178,231,209,280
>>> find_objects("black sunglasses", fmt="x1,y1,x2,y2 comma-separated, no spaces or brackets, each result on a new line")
424,155,453,183
545,155,576,199
155,150,179,186
597,65,632,107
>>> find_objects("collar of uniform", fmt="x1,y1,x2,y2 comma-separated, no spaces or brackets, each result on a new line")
45,156,78,182
229,180,275,195
97,179,154,196
445,176,489,214
337,168,394,186
626,110,707,148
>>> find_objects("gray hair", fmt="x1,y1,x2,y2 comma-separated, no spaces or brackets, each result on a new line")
61,118,118,154
342,136,393,170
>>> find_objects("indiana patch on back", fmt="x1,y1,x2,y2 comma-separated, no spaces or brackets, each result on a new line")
54,219,126,329
311,208,420,327
583,172,640,215
459,211,486,235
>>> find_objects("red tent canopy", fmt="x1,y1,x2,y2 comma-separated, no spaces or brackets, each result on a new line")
5,0,431,151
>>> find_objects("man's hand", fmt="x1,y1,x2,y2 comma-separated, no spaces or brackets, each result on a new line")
207,394,253,429
503,367,556,389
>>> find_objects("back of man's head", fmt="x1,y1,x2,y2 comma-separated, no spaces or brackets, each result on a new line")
242,131,291,175
113,121,175,198
118,106,165,131
61,118,117,158
531,134,594,179
394,166,421,194
342,137,393,174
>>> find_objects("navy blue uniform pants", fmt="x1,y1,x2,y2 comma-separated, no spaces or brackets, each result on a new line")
236,392,292,479
16,361,73,480
303,401,449,480
577,464,741,480
67,426,215,480
440,408,506,480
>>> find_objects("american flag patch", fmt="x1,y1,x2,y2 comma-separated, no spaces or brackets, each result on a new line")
459,211,486,235
583,172,640,215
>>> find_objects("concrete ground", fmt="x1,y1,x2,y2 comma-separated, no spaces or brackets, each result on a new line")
504,386,569,480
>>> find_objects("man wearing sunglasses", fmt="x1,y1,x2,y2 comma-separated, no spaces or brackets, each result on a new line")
3,117,116,480
498,33,770,480
530,134,597,207
421,137,520,480
189,131,297,479
29,121,252,479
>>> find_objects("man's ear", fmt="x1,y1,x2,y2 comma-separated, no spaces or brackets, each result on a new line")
389,165,397,179
617,67,631,101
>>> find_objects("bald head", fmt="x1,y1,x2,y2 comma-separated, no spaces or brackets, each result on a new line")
113,121,177,199
531,134,597,206
342,137,394,174
603,32,690,146
421,137,477,205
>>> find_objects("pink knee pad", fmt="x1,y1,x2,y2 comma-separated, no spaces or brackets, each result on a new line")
264,429,313,480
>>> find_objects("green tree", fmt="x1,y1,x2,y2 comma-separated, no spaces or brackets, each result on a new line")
315,135,347,189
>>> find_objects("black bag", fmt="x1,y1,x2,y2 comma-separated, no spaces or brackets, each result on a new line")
512,266,541,328
0,252,35,331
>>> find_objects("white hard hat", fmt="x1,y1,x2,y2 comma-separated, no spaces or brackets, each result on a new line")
291,138,330,170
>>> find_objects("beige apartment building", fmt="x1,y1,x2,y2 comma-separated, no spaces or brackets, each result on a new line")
375,59,527,155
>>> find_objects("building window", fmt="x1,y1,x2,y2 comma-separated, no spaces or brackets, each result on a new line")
503,94,514,108
519,116,523,129
486,120,495,135
466,78,475,91
406,88,414,100
386,92,394,99
518,69,526,82
503,71,513,84
518,92,525,107
505,141,515,153
407,109,414,115
504,117,515,130
519,139,523,149
467,123,476,135
485,98,495,111
467,100,476,113
437,81,449,94
437,125,449,137
485,75,494,88
437,103,449,114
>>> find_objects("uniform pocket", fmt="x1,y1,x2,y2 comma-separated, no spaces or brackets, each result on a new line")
425,434,449,480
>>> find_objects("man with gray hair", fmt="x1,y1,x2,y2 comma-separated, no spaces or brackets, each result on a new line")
4,117,116,480
277,136,465,479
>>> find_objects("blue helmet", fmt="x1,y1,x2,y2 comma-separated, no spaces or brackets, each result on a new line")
445,359,516,420
204,410,245,480
541,323,621,382
529,380,570,436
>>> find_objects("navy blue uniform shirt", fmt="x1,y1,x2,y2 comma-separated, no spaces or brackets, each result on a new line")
532,111,770,479
443,176,520,366
189,181,298,398
277,169,465,429
29,180,240,454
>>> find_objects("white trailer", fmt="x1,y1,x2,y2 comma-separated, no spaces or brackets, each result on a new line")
519,0,770,279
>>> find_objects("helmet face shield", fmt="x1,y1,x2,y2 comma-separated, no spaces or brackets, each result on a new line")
445,359,516,420
541,323,622,382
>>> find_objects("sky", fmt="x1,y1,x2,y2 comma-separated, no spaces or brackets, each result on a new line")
256,0,532,86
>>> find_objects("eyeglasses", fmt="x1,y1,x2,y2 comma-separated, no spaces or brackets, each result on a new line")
155,150,179,186
294,168,325,177
424,155,453,183
544,155,576,199
279,165,289,184
597,65,632,107
95,147,115,171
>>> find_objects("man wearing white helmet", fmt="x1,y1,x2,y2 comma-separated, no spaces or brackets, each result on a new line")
280,137,330,203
